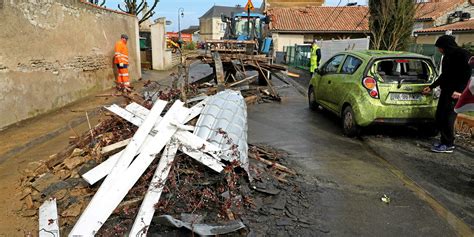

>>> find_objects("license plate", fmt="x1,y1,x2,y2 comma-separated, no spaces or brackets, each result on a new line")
389,93,422,101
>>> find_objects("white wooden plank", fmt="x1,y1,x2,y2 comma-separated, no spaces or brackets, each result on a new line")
129,142,179,236
105,104,143,127
125,102,149,119
81,99,208,185
70,101,188,235
100,138,131,154
170,120,195,131
82,129,224,185
173,130,222,160
70,100,167,235
180,147,225,173
81,151,118,184
39,198,60,237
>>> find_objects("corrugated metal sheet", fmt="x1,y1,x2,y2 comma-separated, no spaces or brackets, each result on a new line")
194,90,249,174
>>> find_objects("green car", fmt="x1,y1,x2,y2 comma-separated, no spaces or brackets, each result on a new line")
308,50,439,137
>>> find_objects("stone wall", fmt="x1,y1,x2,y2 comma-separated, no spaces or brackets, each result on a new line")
0,0,141,129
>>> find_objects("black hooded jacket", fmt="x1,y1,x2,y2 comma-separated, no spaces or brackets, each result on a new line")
429,35,471,94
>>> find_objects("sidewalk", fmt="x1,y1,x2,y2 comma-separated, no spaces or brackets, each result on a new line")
0,69,173,236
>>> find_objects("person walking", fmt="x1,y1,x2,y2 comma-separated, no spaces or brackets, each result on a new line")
422,35,471,153
310,40,321,77
114,34,131,91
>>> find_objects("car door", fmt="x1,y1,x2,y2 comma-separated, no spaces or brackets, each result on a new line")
327,55,364,109
317,54,345,112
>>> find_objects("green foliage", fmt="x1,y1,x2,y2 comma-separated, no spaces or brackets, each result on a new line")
185,42,196,50
369,0,416,51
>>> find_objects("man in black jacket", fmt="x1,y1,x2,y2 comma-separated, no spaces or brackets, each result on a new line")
422,35,471,153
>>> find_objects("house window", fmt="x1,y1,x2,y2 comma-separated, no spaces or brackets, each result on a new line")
220,23,226,32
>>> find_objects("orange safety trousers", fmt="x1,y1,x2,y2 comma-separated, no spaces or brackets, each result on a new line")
116,67,130,87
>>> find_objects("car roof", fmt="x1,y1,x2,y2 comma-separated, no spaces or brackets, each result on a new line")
344,50,432,61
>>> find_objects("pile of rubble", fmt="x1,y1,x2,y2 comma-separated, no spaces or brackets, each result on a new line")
18,88,297,236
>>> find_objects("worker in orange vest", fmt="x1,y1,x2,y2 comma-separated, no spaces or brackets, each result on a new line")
114,34,131,91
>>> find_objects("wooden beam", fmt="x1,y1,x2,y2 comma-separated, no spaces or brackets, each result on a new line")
100,138,131,155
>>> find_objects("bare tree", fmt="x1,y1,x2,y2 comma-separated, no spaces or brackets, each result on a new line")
118,0,159,24
369,0,416,51
88,0,106,7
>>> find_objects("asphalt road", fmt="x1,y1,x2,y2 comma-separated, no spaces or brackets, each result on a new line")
257,69,473,236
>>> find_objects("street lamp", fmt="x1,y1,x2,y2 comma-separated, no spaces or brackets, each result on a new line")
178,8,184,43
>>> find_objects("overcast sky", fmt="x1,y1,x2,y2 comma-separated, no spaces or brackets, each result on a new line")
105,0,368,31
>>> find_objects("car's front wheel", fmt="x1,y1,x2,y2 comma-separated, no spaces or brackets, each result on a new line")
308,86,319,111
342,106,360,137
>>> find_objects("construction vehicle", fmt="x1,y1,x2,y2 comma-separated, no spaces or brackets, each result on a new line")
205,10,272,56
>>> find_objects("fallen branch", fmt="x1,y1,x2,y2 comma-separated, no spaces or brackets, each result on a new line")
249,153,296,175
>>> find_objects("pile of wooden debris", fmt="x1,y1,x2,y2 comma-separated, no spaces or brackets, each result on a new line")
19,89,296,236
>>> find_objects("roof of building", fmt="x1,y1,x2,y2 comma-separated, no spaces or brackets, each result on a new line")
180,25,200,34
200,5,262,19
415,0,466,21
415,19,474,33
267,6,369,33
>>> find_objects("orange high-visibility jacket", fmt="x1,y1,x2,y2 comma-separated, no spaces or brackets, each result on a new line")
114,40,129,65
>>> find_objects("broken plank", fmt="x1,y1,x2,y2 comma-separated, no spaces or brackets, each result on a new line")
39,198,60,237
180,147,225,173
249,153,296,175
81,99,208,185
100,138,131,155
129,142,179,236
213,52,225,91
105,104,144,127
187,94,208,103
70,101,190,235
83,130,224,185
245,95,258,105
286,71,300,78
228,74,258,88
254,61,280,100
125,102,150,119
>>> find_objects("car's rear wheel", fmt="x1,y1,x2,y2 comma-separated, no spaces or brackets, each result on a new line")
308,86,319,111
342,106,360,137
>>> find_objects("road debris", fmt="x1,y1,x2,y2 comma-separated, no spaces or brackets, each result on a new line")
18,84,296,235
381,194,391,204
39,198,60,237
155,215,246,235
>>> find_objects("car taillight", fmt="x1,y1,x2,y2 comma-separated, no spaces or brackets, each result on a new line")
363,77,379,99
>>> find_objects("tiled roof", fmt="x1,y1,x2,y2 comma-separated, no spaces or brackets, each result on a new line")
267,6,369,33
415,0,466,21
415,19,474,33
